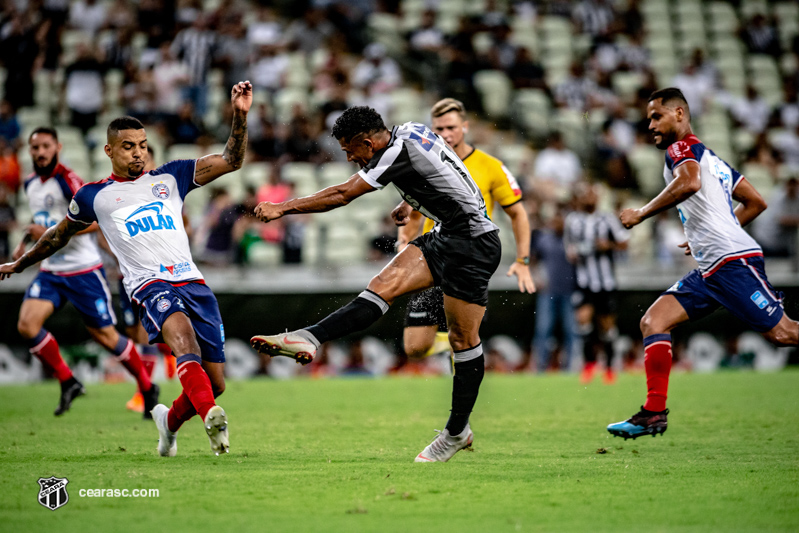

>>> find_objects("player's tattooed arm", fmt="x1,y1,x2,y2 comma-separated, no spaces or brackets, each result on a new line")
0,218,86,279
194,81,252,186
255,175,376,223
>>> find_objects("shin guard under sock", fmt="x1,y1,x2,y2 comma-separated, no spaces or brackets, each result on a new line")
28,329,73,382
304,290,389,345
167,391,197,432
445,345,485,436
176,354,215,421
642,334,673,412
112,336,152,392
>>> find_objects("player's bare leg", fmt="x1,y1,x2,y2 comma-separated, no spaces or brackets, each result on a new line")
154,313,227,456
608,295,690,439
762,314,799,347
18,299,84,415
404,325,439,359
251,243,434,363
86,324,159,418
416,294,484,462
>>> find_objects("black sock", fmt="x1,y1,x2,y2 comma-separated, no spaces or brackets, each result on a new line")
305,290,389,345
445,347,485,436
582,329,599,363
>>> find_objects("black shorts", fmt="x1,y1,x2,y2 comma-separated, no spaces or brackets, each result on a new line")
410,229,501,307
572,289,618,315
404,287,448,330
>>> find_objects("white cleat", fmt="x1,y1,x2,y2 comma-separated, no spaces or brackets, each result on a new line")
204,405,229,456
250,332,316,365
152,404,177,457
414,424,474,463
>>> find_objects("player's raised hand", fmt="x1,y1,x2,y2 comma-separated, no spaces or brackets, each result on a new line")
255,201,284,223
507,261,536,294
677,241,692,255
391,202,413,226
619,208,643,229
231,81,253,114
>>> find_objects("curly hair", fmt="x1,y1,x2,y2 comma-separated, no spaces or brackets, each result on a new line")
331,106,387,143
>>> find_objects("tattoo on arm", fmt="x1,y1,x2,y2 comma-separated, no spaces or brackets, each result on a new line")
18,219,83,270
222,112,247,170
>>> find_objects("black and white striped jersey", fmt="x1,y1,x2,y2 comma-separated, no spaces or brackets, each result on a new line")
358,122,498,238
564,210,629,293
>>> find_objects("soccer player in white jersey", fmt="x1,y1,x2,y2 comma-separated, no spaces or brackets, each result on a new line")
1,81,253,456
607,88,799,439
13,127,158,417
251,106,502,463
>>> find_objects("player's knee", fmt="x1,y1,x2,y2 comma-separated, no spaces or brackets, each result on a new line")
447,328,478,352
404,340,429,359
17,318,38,339
639,312,661,337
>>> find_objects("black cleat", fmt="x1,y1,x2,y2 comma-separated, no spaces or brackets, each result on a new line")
54,378,86,416
141,383,160,420
607,406,669,440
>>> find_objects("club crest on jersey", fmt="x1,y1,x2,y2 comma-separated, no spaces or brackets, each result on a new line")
38,476,69,511
68,199,79,215
45,194,55,208
156,299,171,313
123,202,177,237
152,183,170,199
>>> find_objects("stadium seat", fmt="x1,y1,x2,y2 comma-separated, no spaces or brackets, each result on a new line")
367,13,403,55
389,88,425,125
167,144,202,162
740,162,775,194
242,162,272,189
318,162,357,189
281,162,317,192
473,70,513,120
628,143,665,199
273,88,309,124
247,241,282,267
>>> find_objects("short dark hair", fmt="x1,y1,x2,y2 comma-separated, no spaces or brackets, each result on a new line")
331,106,387,143
648,87,690,116
107,116,145,143
29,127,58,142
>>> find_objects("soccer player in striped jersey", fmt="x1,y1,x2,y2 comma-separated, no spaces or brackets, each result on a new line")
1,81,253,456
607,87,799,439
395,98,535,366
13,127,159,417
252,106,502,462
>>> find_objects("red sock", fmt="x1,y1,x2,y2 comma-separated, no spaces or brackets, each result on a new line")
114,338,152,393
167,392,197,432
176,354,215,421
643,334,673,412
29,330,72,382
141,355,157,378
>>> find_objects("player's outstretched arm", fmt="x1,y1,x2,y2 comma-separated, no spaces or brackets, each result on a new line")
731,177,767,227
503,202,536,293
0,217,86,280
620,160,701,229
255,175,376,223
193,81,252,186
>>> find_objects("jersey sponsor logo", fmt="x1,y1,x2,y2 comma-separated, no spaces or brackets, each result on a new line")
667,280,683,292
409,311,429,318
500,164,522,196
117,201,178,238
95,298,109,318
152,183,170,199
750,291,769,309
69,199,80,215
409,124,437,151
45,194,55,208
156,299,171,313
33,210,58,228
159,262,191,275
29,281,41,298
668,140,691,161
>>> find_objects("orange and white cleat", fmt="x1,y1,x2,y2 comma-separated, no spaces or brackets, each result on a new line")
250,332,316,365
126,391,144,413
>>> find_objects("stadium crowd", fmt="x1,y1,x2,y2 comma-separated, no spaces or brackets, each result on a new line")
1,0,798,377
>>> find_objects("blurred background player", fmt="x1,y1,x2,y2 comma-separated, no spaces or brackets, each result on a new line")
394,98,535,368
13,127,159,417
252,106,501,463
0,81,253,456
608,88,799,440
115,145,176,414
564,183,629,384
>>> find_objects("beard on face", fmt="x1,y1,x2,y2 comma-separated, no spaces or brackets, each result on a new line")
33,154,58,177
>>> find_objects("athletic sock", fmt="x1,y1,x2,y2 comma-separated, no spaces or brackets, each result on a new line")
642,334,673,412
445,345,485,436
28,329,72,382
304,290,389,345
175,354,215,421
167,391,197,433
140,344,159,378
112,336,152,393
601,326,619,369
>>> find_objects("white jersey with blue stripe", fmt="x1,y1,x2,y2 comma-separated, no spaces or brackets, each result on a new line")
663,134,761,276
24,164,103,275
66,160,202,297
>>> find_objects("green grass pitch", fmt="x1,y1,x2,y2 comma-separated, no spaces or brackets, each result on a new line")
2,371,798,532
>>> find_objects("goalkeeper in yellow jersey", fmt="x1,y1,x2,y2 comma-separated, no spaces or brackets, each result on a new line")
396,98,536,362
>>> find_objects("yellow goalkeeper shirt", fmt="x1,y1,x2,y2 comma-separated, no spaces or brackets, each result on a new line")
422,147,522,234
